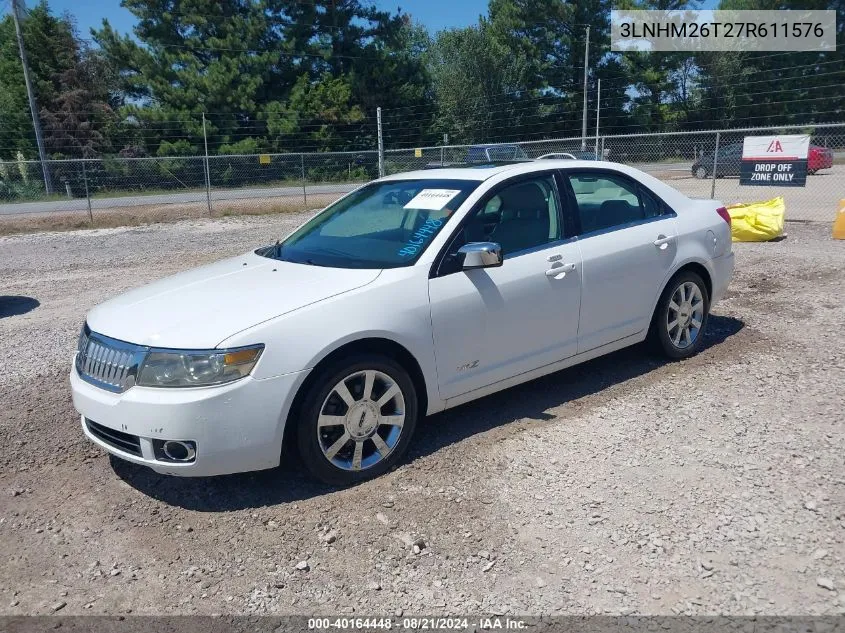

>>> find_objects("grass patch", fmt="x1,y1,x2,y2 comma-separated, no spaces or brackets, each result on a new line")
88,178,312,199
0,193,340,236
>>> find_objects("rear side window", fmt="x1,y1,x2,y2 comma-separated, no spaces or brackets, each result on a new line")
566,172,667,234
640,188,662,218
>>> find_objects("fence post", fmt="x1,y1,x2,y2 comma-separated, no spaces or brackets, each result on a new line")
81,159,93,226
710,131,720,200
594,78,601,159
202,113,212,215
377,106,385,178
301,153,308,208
600,136,605,159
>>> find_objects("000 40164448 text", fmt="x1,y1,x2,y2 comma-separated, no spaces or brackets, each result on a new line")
397,217,444,257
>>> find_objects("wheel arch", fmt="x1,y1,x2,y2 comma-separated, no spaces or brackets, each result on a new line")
651,260,714,325
282,337,430,453
672,261,712,300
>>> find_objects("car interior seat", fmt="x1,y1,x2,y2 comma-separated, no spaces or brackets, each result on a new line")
589,199,638,232
491,183,550,254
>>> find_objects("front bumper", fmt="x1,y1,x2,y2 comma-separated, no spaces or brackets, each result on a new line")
710,251,735,305
71,362,309,476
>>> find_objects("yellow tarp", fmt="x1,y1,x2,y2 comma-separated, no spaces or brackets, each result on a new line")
727,196,785,242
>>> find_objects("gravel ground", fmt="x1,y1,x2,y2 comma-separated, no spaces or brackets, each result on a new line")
0,217,843,616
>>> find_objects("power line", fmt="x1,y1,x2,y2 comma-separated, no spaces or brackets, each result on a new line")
377,76,845,131
379,59,845,118
7,75,841,146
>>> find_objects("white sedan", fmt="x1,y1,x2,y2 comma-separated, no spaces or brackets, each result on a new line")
71,161,734,485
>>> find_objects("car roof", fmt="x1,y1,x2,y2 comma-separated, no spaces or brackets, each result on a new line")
378,160,616,183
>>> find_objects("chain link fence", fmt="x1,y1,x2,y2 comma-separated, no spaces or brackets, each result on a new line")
1,123,842,226
384,123,845,223
0,151,379,227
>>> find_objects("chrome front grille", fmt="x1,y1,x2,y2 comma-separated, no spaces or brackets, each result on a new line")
75,325,147,393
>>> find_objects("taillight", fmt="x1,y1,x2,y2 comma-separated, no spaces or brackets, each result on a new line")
716,206,731,226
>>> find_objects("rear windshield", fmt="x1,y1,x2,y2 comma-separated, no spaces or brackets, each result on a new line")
260,179,479,269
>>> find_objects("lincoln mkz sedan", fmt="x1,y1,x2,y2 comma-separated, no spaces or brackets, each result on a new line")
71,161,734,485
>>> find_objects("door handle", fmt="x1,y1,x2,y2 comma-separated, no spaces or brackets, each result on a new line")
653,235,674,250
545,263,576,279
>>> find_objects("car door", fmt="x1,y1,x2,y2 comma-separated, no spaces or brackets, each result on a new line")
718,145,742,177
562,170,678,354
428,173,582,401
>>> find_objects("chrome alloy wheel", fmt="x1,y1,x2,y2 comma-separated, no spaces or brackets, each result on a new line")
317,370,406,471
667,281,705,349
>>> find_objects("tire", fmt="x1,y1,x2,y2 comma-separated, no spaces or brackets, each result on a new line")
295,354,418,486
649,271,710,360
693,166,708,179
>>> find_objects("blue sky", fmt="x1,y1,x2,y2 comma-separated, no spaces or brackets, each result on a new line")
6,0,720,40
13,0,491,40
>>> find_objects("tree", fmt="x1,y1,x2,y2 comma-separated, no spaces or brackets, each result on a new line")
94,0,431,154
6,0,841,163
94,0,279,156
692,0,845,128
425,22,536,144
265,73,365,152
0,1,116,159
617,0,696,132
485,0,631,140
0,15,34,159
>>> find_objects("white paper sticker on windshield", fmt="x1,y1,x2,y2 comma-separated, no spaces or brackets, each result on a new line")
403,189,462,210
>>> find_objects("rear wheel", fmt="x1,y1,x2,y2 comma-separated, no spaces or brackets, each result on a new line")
649,271,710,360
693,166,708,179
296,354,418,486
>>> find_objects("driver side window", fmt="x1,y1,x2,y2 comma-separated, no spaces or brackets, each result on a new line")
437,175,561,276
464,176,561,256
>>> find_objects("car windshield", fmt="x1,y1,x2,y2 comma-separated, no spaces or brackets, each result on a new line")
259,179,480,269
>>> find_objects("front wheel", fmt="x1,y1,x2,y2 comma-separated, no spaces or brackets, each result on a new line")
693,166,708,179
296,354,418,486
649,271,710,360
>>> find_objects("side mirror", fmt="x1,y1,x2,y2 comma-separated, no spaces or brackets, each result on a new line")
458,242,503,270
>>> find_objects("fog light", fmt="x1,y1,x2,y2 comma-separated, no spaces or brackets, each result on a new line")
153,439,196,463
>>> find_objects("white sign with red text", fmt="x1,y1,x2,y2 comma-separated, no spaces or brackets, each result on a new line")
740,134,809,187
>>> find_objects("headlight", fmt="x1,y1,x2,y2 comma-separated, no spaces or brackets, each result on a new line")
136,345,263,388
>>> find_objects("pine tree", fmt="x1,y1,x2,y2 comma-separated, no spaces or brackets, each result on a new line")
0,1,116,159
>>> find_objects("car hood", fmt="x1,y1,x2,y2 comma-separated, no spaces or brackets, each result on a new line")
86,252,381,348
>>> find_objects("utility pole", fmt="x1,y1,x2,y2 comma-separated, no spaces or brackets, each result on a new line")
202,113,212,214
581,25,590,152
12,0,52,194
301,153,308,207
594,78,601,159
377,107,384,178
